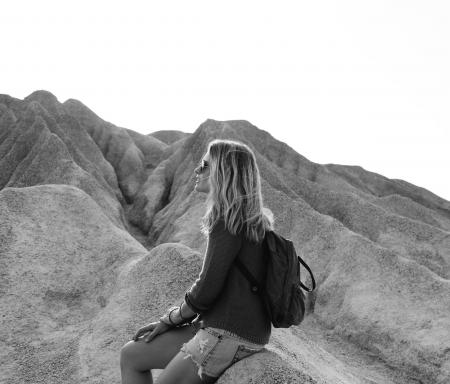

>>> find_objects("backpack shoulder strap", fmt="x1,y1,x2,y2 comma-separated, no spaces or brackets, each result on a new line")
233,233,268,294
234,257,262,294
297,255,316,291
234,230,317,293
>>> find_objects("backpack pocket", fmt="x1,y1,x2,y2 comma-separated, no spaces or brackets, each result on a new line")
287,283,306,325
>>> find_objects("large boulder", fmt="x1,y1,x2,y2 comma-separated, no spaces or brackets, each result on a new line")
0,185,147,384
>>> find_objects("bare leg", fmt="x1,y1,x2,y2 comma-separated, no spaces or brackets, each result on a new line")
120,324,195,384
156,350,214,384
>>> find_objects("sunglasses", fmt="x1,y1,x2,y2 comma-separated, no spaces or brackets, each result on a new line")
197,160,209,174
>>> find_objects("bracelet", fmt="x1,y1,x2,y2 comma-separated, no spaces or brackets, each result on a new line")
159,306,180,327
179,301,188,321
160,304,196,327
168,306,179,326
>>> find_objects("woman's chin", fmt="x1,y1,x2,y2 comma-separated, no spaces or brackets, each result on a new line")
195,184,208,193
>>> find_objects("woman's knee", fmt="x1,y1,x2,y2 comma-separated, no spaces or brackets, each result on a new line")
120,326,195,371
120,340,153,371
120,338,166,371
120,340,136,369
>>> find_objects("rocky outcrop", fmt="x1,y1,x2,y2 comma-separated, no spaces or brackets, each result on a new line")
1,92,449,383
141,119,450,383
0,92,127,229
125,128,168,169
0,185,147,384
149,129,190,145
64,98,149,202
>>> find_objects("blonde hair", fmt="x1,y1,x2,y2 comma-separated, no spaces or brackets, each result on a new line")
200,139,274,244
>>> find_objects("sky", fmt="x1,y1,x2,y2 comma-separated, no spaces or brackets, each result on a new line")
1,1,449,201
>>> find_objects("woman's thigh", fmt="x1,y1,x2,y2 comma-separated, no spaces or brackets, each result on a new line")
120,324,196,371
169,327,265,383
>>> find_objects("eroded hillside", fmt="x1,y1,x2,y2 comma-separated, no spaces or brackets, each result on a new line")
1,90,449,384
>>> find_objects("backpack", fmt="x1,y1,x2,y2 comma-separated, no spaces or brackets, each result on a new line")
234,230,316,328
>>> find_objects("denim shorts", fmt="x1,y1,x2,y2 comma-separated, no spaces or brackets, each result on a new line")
180,322,266,383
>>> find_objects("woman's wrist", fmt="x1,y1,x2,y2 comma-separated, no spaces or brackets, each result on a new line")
160,303,197,327
160,306,183,326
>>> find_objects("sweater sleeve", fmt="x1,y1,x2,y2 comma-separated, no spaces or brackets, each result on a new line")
185,219,243,314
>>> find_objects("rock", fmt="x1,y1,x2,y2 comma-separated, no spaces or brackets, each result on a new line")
64,98,146,202
217,350,314,384
0,91,449,383
125,128,167,169
0,184,147,384
149,129,190,145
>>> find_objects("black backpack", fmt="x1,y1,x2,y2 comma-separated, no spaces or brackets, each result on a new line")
234,230,316,328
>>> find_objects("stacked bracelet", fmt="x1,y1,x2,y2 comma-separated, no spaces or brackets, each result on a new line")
159,306,180,327
167,306,179,326
178,301,188,321
160,303,197,327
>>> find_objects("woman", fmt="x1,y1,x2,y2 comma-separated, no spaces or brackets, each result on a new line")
120,139,274,383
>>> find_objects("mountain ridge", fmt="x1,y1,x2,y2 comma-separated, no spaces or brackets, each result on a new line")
0,90,448,384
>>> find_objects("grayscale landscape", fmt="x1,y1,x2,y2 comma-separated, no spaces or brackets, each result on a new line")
1,90,449,383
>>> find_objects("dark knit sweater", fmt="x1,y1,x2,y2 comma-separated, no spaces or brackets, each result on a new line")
185,218,271,345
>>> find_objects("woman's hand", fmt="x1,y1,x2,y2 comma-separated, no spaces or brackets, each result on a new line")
133,321,173,343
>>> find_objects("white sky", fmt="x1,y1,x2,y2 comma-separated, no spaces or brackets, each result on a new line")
1,1,449,201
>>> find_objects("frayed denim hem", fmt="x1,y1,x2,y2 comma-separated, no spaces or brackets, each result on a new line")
180,344,219,383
